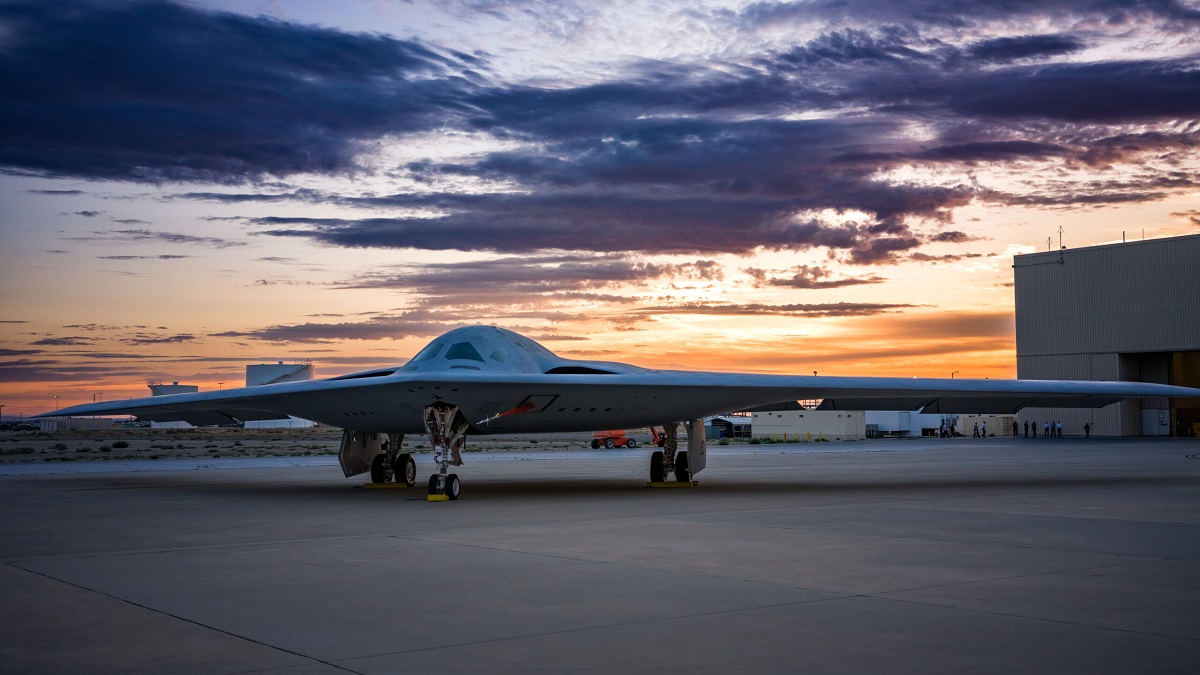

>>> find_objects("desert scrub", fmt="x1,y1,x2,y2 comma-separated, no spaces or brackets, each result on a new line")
113,440,129,449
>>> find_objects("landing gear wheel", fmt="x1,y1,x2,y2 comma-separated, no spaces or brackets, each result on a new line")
650,450,665,483
428,474,439,494
626,439,637,448
675,451,691,482
604,439,615,449
590,439,600,449
445,474,461,500
370,454,388,483
394,453,416,486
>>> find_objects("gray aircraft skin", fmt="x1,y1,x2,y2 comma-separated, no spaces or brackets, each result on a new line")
40,325,1200,432
38,325,1200,490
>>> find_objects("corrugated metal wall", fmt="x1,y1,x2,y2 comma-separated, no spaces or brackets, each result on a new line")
1013,234,1200,436
1015,235,1200,356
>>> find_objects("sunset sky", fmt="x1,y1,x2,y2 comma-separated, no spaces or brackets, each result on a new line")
2,0,1198,416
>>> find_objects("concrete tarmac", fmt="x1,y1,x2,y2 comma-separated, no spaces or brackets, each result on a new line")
3,437,1200,673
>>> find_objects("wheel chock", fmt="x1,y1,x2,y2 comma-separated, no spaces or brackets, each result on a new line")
362,482,410,489
645,481,699,488
427,494,451,502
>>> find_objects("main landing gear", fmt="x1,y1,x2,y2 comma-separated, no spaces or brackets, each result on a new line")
424,403,469,501
648,419,706,485
370,441,416,487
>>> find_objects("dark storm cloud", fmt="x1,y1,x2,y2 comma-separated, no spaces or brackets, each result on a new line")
3,0,1198,265
0,0,480,182
965,34,1084,63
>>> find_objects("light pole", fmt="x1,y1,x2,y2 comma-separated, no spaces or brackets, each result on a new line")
951,371,959,378
54,395,59,410
218,382,224,390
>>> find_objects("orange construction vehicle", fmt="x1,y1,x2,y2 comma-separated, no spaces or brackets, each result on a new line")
590,427,666,449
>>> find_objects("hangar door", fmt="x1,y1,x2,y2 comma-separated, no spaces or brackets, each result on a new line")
1173,351,1200,437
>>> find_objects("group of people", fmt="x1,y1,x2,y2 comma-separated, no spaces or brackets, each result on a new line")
1021,420,1089,438
935,419,1093,438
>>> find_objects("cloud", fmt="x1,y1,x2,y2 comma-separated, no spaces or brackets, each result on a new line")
0,0,481,182
98,254,191,260
31,336,93,346
73,229,246,249
1171,209,1200,227
342,254,723,302
637,301,915,318
121,333,198,345
965,34,1084,63
744,265,886,289
3,0,1197,267
210,312,456,343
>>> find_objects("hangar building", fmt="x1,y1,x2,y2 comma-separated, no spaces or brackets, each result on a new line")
1014,233,1200,437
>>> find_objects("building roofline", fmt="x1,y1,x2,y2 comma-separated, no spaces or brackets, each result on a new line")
1014,232,1200,263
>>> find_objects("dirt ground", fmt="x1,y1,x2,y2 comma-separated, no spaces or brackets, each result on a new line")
0,427,618,463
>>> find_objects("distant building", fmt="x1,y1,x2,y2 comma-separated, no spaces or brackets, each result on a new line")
1014,233,1200,436
705,415,752,439
751,409,865,441
38,417,116,432
244,361,316,428
866,411,1016,437
246,362,314,386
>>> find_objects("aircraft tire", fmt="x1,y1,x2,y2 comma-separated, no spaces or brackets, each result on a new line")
604,439,615,449
650,451,665,483
428,474,439,494
395,453,416,486
626,439,637,448
675,451,691,482
446,474,461,500
370,454,387,483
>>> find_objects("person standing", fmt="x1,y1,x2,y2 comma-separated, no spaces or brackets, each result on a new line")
1024,420,1029,437
1031,420,1037,438
981,421,987,438
1084,422,1091,438
1012,420,1018,437
973,422,979,438
1044,421,1050,437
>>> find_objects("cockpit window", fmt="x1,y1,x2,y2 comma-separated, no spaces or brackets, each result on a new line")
445,342,485,362
490,346,510,363
411,341,444,362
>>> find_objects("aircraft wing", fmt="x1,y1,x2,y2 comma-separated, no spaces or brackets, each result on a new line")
39,367,1198,435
